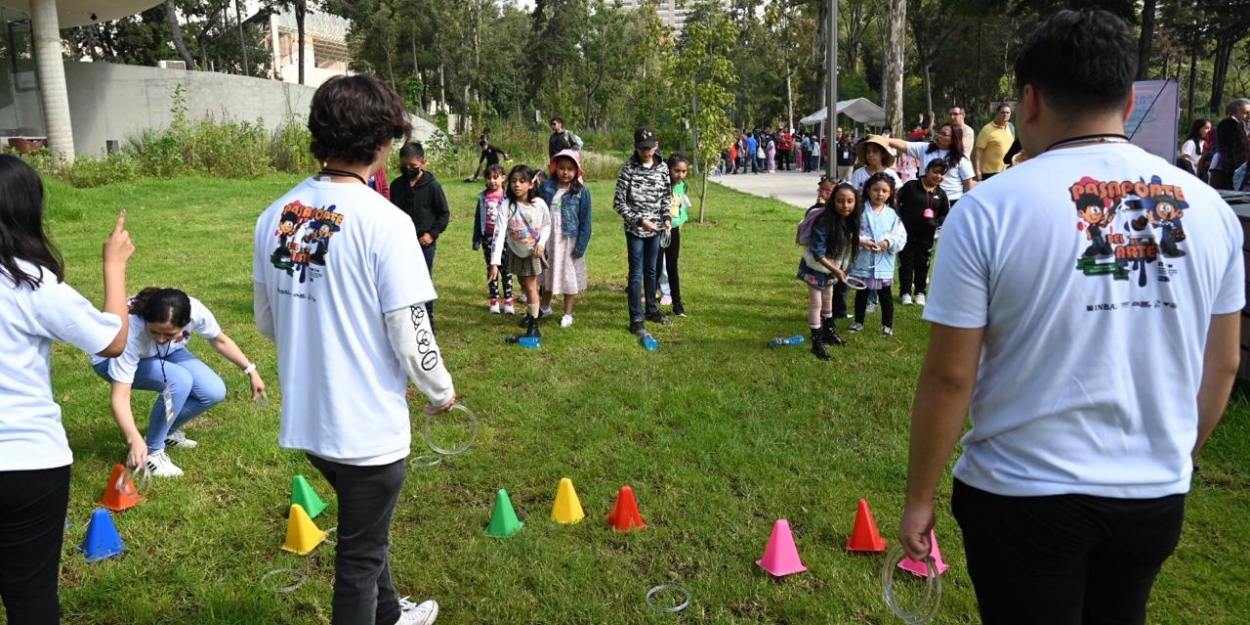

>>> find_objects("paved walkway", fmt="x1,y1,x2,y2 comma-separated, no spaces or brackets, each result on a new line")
709,169,826,209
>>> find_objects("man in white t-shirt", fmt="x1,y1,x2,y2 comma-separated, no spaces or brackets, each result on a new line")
254,75,454,625
899,10,1243,625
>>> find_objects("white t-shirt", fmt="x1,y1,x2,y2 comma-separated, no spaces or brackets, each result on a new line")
904,142,975,201
1179,139,1201,165
849,167,901,193
0,265,121,471
89,296,221,384
924,143,1245,499
254,178,436,464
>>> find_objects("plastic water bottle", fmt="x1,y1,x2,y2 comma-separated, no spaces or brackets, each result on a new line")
506,336,541,349
640,334,660,351
768,335,806,348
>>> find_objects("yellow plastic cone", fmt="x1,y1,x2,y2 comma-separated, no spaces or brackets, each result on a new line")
281,504,327,555
550,477,585,524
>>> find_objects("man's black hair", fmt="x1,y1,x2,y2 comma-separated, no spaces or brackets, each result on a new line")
1014,9,1137,117
399,141,425,160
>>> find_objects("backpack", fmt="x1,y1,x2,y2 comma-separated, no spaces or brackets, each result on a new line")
796,205,826,246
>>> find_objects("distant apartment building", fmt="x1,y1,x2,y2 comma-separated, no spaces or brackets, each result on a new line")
262,8,351,88
615,0,693,31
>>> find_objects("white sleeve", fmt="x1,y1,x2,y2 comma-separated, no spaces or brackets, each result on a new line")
535,199,552,249
957,157,975,181
906,142,928,160
383,305,455,407
35,280,123,355
1180,140,1197,163
922,198,992,329
490,201,509,266
254,281,274,341
107,322,144,384
1213,205,1246,315
187,297,221,339
886,211,907,253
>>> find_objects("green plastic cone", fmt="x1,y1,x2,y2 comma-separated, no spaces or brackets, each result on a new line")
291,476,327,519
486,489,524,538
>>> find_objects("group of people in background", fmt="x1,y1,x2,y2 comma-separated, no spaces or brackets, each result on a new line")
1180,98,1250,192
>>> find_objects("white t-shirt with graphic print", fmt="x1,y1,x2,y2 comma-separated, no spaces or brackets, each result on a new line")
924,143,1244,499
254,178,438,464
89,296,221,384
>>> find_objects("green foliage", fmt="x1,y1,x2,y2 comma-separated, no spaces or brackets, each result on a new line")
403,75,425,113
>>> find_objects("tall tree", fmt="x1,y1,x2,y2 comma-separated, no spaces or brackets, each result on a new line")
882,0,907,131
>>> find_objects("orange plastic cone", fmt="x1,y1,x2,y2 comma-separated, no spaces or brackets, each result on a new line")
757,519,807,577
605,485,646,532
99,464,144,512
846,499,887,552
899,530,950,576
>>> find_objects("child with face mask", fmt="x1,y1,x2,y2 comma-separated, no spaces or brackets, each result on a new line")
390,142,450,327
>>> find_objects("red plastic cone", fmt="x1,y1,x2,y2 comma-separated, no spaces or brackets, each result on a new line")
846,498,887,552
899,530,950,576
757,519,807,577
605,485,646,532
99,464,144,512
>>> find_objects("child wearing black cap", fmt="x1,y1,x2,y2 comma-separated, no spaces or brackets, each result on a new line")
612,126,672,335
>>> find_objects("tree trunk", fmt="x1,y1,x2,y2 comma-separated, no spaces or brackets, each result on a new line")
1186,36,1197,122
295,0,306,85
923,63,933,123
1208,34,1234,114
883,0,906,132
1137,0,1156,80
235,0,249,76
166,0,197,68
785,57,794,131
698,168,708,223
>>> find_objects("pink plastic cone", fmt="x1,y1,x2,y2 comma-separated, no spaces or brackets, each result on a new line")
899,530,950,577
756,519,807,577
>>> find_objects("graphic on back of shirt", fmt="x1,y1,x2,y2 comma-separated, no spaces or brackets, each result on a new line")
269,200,344,283
1070,175,1189,287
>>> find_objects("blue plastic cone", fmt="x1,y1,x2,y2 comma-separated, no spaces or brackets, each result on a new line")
80,508,125,562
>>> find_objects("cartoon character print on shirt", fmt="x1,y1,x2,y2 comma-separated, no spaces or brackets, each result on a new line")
1070,175,1190,286
269,200,345,284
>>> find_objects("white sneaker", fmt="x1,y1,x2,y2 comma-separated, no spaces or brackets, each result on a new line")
164,430,198,448
539,306,554,318
560,314,574,328
503,299,516,315
146,450,184,477
489,299,501,314
901,293,913,306
395,597,438,625
915,293,927,306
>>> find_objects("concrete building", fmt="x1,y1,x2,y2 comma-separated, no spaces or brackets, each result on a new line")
616,0,693,31
260,7,351,88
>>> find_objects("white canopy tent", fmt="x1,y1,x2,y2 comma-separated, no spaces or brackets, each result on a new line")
800,98,887,127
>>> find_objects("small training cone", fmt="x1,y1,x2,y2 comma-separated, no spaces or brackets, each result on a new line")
899,530,950,577
80,508,125,562
291,475,328,519
550,477,585,524
757,519,807,577
281,504,327,555
846,499,887,552
99,464,144,512
486,489,524,537
605,485,646,532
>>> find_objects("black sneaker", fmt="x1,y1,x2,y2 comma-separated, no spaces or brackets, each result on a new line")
645,311,671,325
629,320,647,335
672,307,687,318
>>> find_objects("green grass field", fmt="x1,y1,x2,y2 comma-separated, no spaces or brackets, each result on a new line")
34,172,1250,624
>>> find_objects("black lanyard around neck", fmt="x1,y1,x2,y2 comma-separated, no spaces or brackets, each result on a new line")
318,168,367,185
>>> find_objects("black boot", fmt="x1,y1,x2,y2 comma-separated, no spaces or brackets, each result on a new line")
810,328,830,361
822,317,847,346
525,313,541,338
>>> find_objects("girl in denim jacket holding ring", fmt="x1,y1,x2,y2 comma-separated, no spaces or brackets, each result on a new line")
537,150,593,327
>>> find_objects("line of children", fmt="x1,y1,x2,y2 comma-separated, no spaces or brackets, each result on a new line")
538,150,593,327
895,159,951,306
473,164,515,314
489,165,552,338
796,178,860,359
655,153,690,317
848,172,907,336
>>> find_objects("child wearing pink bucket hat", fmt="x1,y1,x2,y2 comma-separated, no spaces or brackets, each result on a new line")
536,149,593,327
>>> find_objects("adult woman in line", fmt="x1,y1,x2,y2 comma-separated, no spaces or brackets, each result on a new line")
0,154,134,625
881,123,976,205
92,287,267,477
1179,118,1209,176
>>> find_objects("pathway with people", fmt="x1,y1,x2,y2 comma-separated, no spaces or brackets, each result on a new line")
710,169,826,209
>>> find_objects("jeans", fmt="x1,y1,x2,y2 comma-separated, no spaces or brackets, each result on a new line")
625,232,661,322
92,349,226,452
0,465,70,625
421,242,437,324
307,455,407,625
655,227,682,310
953,479,1185,625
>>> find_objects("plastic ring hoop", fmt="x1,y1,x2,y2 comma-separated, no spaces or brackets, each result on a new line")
409,454,443,468
423,403,479,456
261,568,308,594
881,544,941,625
323,527,338,547
645,584,692,613
843,276,869,290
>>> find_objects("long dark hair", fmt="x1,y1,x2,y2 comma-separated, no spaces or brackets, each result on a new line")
824,182,861,264
505,164,539,204
0,155,64,289
129,287,192,327
1185,118,1209,154
928,122,965,169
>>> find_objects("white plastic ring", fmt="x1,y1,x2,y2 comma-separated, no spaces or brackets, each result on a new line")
261,568,308,593
881,544,942,625
423,403,479,456
409,454,444,468
323,527,338,547
645,584,692,613
843,276,869,290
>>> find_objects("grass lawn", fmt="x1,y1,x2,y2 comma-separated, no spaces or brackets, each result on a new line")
35,172,1250,624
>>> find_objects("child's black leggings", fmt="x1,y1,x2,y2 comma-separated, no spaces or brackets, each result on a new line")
854,285,894,327
483,243,513,301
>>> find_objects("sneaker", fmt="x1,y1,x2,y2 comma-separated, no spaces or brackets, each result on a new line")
560,314,574,328
146,450,184,478
395,597,438,625
848,323,864,334
901,293,913,306
518,293,528,303
539,306,554,319
672,307,687,318
503,299,516,315
866,302,878,314
915,293,927,306
645,311,671,325
489,298,501,314
882,326,894,337
629,320,647,336
164,430,198,449
660,294,672,306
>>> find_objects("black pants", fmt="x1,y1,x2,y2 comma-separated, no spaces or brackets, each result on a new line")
898,233,934,296
421,242,437,326
831,281,849,317
0,465,71,625
801,149,813,172
482,242,513,301
1209,169,1234,190
655,227,682,312
854,285,894,327
778,149,792,170
307,455,408,625
952,479,1185,625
